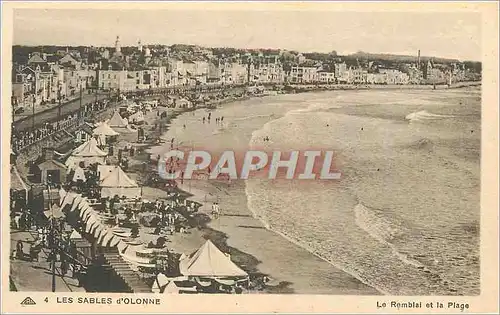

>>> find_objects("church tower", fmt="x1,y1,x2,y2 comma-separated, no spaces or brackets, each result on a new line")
115,36,121,54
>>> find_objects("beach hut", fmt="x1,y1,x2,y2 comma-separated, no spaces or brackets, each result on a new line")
36,149,68,184
74,122,95,144
179,240,248,279
99,166,141,199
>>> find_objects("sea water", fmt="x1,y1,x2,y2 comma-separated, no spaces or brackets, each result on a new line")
152,88,480,295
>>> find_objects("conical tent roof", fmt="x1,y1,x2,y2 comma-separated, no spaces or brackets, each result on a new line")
163,281,180,294
107,110,128,127
179,240,248,278
70,230,83,239
73,138,107,157
72,166,87,182
10,165,28,192
100,166,138,188
98,165,116,181
93,122,119,136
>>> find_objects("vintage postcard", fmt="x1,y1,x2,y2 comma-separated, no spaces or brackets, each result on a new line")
1,1,498,314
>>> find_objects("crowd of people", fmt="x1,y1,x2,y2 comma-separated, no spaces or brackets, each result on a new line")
11,100,110,153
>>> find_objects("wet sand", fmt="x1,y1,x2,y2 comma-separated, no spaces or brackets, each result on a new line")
132,101,380,295
174,179,380,295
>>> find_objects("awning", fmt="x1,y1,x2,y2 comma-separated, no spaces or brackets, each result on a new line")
109,236,121,247
70,195,83,213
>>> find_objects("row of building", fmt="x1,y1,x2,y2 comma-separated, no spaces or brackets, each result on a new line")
11,37,479,109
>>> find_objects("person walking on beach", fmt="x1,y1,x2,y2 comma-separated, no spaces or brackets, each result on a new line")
203,117,206,124
216,203,221,217
15,240,24,260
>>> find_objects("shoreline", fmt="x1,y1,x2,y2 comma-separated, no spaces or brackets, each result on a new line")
140,94,381,295
13,83,480,294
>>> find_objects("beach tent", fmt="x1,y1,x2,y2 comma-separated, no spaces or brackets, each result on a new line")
99,166,141,198
179,240,248,278
97,165,116,181
128,111,145,124
107,110,128,128
93,122,119,137
72,166,87,182
93,122,119,145
152,273,169,293
70,229,83,239
10,165,29,201
163,281,180,294
67,138,107,169
176,98,193,109
72,138,107,157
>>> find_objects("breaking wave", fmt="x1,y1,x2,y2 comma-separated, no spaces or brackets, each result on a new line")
405,110,454,122
354,203,422,268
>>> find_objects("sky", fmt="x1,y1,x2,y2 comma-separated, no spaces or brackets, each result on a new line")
12,8,482,61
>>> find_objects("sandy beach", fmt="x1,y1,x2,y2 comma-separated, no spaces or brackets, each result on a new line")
13,84,479,295
140,85,480,296
120,95,380,295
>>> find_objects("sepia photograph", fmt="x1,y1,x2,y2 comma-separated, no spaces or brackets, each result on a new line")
2,1,498,314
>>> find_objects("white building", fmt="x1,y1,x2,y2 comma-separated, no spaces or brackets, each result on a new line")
318,71,336,84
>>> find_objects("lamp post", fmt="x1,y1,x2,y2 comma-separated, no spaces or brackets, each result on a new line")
46,175,57,292
57,82,62,120
32,94,36,130
79,77,84,125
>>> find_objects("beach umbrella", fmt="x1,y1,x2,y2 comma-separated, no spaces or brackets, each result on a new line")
44,204,65,220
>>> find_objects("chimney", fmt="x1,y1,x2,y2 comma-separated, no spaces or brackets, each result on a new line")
43,147,55,161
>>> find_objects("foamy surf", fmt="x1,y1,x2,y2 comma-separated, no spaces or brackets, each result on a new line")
405,110,455,122
354,203,423,268
244,182,388,295
233,114,276,121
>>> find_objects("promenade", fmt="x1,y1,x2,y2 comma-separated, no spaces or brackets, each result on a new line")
10,229,85,292
13,92,109,132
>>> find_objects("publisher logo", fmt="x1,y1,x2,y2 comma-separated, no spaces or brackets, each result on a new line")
20,297,36,306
